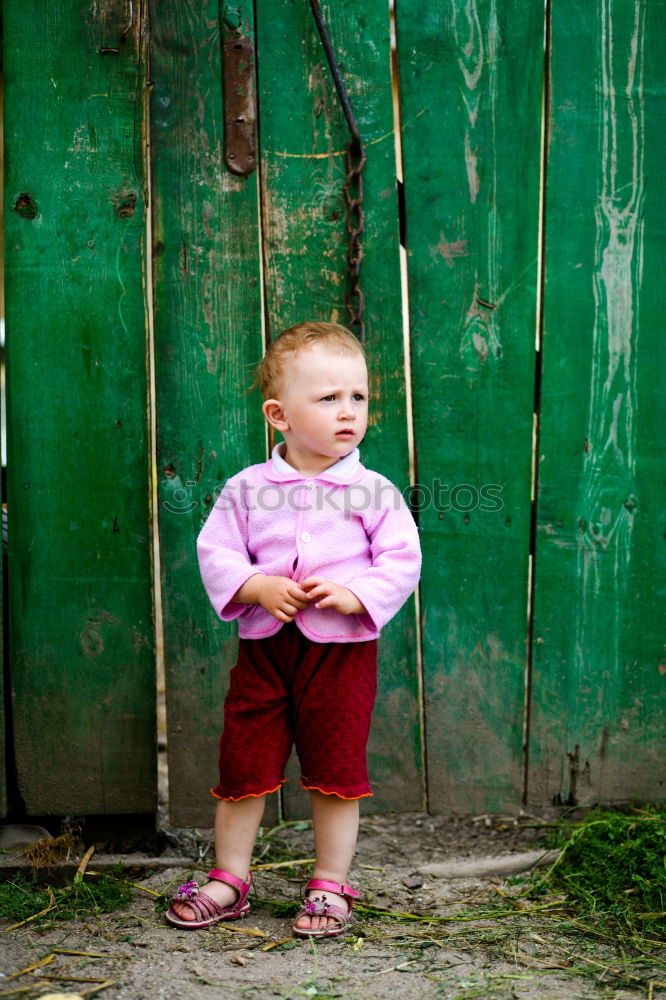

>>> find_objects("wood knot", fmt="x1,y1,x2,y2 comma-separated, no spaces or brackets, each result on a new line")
111,188,138,218
13,193,38,219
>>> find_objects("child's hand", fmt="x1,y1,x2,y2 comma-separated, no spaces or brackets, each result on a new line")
300,576,366,615
234,574,310,623
257,576,312,622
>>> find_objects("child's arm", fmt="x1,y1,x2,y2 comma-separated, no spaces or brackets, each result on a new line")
197,475,291,622
233,574,310,624
328,477,421,631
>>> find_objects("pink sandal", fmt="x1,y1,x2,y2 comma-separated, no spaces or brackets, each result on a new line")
165,868,252,929
293,878,360,939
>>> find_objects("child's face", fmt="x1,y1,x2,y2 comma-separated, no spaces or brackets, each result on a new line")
266,342,369,474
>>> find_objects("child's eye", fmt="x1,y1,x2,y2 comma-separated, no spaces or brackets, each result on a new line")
353,393,366,402
320,394,336,402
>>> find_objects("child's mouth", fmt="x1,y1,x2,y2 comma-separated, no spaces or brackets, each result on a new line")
336,429,355,438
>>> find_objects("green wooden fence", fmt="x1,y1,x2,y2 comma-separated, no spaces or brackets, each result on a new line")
3,0,156,817
2,0,663,825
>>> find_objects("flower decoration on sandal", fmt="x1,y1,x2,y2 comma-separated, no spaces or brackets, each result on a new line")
175,880,199,900
304,894,329,916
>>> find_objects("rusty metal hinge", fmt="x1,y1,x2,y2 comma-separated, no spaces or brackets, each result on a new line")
222,32,257,177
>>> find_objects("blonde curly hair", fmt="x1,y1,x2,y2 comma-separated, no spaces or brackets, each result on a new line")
255,321,365,399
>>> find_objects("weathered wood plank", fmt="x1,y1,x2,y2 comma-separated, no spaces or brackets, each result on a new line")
150,1,268,826
4,1,155,813
529,0,666,806
255,0,423,815
0,499,4,818
397,0,543,811
0,81,5,818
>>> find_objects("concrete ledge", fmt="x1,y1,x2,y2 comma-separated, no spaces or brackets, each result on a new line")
418,849,559,879
0,853,193,882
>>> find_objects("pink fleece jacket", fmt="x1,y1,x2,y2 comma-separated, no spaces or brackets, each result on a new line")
197,444,421,643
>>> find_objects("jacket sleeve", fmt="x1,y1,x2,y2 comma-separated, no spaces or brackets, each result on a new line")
196,477,263,621
343,479,421,633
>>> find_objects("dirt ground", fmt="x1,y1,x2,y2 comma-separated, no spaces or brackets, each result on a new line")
2,810,663,1000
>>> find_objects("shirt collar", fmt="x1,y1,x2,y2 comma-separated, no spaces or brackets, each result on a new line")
268,442,364,484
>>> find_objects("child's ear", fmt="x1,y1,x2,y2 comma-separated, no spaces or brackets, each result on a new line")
262,398,289,431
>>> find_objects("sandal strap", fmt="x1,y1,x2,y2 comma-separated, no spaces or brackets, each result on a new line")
167,885,250,927
208,868,252,895
315,902,349,925
193,891,226,920
296,898,350,926
305,878,360,903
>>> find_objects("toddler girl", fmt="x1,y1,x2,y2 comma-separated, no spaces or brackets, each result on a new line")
166,321,421,937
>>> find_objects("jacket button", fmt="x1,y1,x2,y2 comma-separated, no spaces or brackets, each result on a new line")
301,531,312,542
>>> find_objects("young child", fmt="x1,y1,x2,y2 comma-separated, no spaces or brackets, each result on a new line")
166,321,421,937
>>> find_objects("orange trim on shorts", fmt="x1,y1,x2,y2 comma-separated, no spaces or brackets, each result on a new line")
299,780,373,800
210,778,286,802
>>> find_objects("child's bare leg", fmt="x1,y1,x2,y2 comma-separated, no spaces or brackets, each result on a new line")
170,795,265,921
294,791,360,932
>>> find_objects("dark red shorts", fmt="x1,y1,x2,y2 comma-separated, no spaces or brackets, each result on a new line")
211,623,378,801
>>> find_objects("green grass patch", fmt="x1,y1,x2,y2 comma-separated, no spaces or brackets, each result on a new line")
0,869,133,925
523,806,666,943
